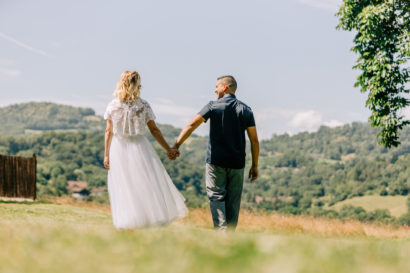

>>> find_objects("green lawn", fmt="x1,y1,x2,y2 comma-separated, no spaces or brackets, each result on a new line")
329,195,408,217
0,201,409,273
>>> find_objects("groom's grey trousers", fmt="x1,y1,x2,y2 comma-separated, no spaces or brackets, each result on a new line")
205,163,245,231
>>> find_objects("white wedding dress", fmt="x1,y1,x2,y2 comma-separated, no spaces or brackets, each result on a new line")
104,97,188,229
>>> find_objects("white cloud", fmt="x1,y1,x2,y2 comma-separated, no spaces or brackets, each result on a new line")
254,108,345,138
297,0,342,12
253,108,293,139
290,110,323,131
289,110,344,132
0,67,21,77
0,32,49,57
324,119,344,128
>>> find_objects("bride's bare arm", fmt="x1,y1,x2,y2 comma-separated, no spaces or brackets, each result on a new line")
147,120,176,156
104,119,113,170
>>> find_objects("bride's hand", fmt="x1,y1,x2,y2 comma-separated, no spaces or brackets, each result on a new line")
104,156,110,170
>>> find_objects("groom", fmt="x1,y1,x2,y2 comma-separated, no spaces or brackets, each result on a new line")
173,75,259,231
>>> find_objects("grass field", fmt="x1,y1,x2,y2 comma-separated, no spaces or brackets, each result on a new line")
1,199,409,273
329,195,408,217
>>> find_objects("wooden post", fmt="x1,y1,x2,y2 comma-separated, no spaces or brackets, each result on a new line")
0,154,37,201
33,154,37,200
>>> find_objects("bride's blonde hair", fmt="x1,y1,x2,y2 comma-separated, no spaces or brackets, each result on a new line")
113,71,141,102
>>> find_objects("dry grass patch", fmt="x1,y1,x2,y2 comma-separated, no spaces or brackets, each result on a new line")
36,197,410,239
179,208,410,239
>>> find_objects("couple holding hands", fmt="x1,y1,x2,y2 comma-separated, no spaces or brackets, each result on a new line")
104,71,259,232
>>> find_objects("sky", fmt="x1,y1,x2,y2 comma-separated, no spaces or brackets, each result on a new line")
1,0,408,138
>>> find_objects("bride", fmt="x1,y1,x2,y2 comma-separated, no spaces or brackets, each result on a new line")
103,70,188,229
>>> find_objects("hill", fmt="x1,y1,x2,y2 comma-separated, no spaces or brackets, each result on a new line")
249,123,410,214
0,200,409,273
0,102,105,135
0,102,409,224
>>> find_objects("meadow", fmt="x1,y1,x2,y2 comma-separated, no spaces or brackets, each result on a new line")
329,196,408,217
1,198,409,273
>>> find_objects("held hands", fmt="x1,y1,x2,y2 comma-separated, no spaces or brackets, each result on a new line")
248,166,258,182
167,146,180,161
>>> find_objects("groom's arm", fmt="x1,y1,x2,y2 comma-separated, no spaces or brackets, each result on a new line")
174,115,205,149
247,126,259,181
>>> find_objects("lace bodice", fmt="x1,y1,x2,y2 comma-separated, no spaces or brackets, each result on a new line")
104,98,156,137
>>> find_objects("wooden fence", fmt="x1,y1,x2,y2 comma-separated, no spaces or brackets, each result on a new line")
0,154,37,200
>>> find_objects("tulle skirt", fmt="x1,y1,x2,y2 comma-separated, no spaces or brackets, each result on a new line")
107,134,188,229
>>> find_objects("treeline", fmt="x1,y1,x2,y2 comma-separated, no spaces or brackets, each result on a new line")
243,123,410,205
0,102,409,225
0,130,208,207
0,122,408,223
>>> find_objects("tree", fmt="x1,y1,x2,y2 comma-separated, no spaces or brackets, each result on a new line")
337,0,409,148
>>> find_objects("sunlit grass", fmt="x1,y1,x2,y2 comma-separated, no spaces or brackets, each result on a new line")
40,196,410,238
1,200,409,273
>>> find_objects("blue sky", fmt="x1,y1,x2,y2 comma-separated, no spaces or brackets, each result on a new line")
1,0,405,138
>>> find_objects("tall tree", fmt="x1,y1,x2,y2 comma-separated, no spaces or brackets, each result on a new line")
337,0,409,148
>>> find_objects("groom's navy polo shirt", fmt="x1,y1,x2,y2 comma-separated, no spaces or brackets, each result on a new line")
198,93,255,169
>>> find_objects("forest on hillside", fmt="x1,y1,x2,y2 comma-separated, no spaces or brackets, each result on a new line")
0,102,104,135
0,102,409,224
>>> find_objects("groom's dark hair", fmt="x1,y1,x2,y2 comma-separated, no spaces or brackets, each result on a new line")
217,75,237,92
